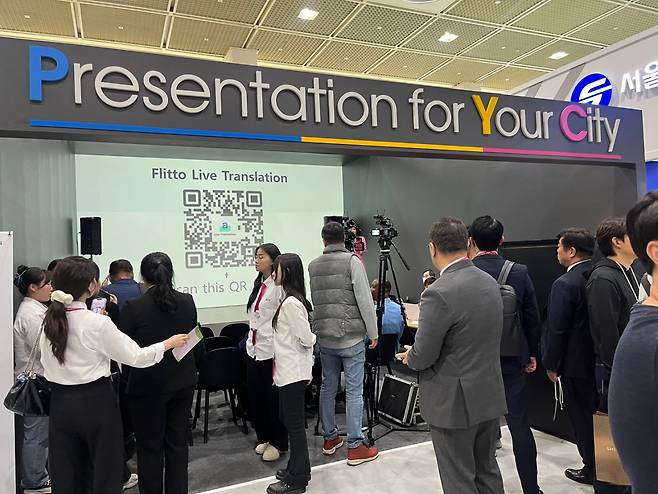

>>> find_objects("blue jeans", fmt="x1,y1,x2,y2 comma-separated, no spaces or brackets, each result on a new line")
319,342,365,449
22,416,49,489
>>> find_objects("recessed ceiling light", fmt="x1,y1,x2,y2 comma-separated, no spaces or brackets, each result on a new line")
457,72,462,75
278,48,284,51
549,51,569,60
505,78,510,81
402,65,408,68
613,26,619,30
298,8,319,20
495,0,501,4
23,14,31,19
501,46,506,49
376,26,383,30
203,37,209,41
117,25,124,30
438,32,459,43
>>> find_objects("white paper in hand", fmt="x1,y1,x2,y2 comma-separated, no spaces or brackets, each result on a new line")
173,325,203,362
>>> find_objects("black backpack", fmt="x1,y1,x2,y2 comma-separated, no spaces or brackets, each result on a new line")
496,261,523,357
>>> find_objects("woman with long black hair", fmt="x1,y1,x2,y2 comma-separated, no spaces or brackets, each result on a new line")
246,243,288,462
40,256,188,494
120,252,199,494
13,266,52,494
268,254,316,494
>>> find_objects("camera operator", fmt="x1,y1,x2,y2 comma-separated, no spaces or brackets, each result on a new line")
308,222,380,466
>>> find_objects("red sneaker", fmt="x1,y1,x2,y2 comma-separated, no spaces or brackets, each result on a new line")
347,444,379,466
322,436,344,455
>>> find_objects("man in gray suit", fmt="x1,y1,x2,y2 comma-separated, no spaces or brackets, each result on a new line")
397,217,507,494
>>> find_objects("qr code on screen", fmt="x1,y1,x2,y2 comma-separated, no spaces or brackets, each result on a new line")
183,189,264,269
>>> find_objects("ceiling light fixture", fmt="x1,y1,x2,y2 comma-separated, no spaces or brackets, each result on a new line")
203,37,209,41
376,26,383,30
549,51,569,60
501,46,506,49
298,8,319,20
438,32,459,43
494,0,501,4
23,14,31,19
117,25,124,30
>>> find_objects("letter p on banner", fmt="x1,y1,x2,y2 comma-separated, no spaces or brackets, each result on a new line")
29,45,69,102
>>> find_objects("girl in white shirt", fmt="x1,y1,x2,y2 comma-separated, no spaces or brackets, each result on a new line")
268,254,316,494
246,243,287,462
13,266,52,494
40,256,188,494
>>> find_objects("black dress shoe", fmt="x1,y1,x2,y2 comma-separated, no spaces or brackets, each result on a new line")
276,470,288,481
266,481,306,494
565,467,594,485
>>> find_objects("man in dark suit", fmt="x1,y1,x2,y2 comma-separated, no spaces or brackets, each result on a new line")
397,217,507,494
543,228,597,485
469,216,542,494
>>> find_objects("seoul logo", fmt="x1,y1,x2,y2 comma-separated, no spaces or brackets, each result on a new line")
570,73,614,106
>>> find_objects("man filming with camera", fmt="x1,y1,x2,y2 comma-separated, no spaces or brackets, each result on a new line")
308,221,380,466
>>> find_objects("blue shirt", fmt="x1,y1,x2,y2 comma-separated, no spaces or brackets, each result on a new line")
104,279,142,310
380,298,405,339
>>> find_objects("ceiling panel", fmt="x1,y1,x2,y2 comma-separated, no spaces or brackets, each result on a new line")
81,4,165,46
336,4,431,46
424,59,502,85
634,0,658,8
0,0,74,37
84,0,170,10
404,17,496,55
169,17,251,55
309,41,390,72
247,29,325,65
446,0,541,24
518,39,601,69
513,0,614,35
176,0,268,24
462,30,549,63
370,51,449,79
261,0,358,36
571,7,658,44
480,66,546,90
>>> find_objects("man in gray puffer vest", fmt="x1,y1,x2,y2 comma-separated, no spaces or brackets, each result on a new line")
308,222,380,466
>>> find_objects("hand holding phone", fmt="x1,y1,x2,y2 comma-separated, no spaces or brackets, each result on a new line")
91,297,107,314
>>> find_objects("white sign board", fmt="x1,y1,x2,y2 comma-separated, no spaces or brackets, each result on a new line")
0,232,15,493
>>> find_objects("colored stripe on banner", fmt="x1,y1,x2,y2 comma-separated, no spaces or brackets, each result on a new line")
29,120,623,161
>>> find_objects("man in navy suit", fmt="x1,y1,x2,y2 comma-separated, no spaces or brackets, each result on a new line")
543,228,597,485
470,216,542,494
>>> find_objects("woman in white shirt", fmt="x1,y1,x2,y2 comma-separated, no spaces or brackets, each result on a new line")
268,254,316,494
13,266,52,494
40,256,188,494
245,243,288,462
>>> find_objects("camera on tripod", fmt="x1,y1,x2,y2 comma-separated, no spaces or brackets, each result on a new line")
371,214,398,249
324,216,365,255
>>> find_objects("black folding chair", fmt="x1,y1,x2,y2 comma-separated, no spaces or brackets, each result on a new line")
204,335,234,352
199,326,214,339
220,323,250,348
193,348,248,443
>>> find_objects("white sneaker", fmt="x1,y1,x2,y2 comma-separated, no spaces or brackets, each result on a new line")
24,480,52,494
255,442,270,455
123,473,138,490
262,444,281,462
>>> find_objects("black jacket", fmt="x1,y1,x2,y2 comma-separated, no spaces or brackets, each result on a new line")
119,289,198,396
586,257,641,368
472,254,541,373
543,260,594,379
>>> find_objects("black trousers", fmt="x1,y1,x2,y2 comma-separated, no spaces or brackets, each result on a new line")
128,387,195,494
278,381,311,487
246,357,288,451
561,377,596,470
503,371,540,494
49,377,124,494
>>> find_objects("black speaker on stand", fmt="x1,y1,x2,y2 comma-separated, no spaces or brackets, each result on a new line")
80,217,102,256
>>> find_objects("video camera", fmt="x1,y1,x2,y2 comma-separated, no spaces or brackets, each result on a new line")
371,214,398,249
324,216,365,255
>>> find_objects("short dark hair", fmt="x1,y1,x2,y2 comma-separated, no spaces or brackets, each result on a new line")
109,259,133,277
322,222,345,245
596,217,627,257
429,217,468,254
627,192,658,273
470,216,504,251
558,228,595,257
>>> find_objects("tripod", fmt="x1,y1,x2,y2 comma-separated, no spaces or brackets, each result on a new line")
364,239,428,445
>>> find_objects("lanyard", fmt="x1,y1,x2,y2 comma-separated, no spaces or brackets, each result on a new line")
65,307,85,312
254,283,267,312
614,261,641,303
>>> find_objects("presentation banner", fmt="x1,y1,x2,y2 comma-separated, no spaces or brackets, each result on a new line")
0,232,15,492
76,155,343,308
